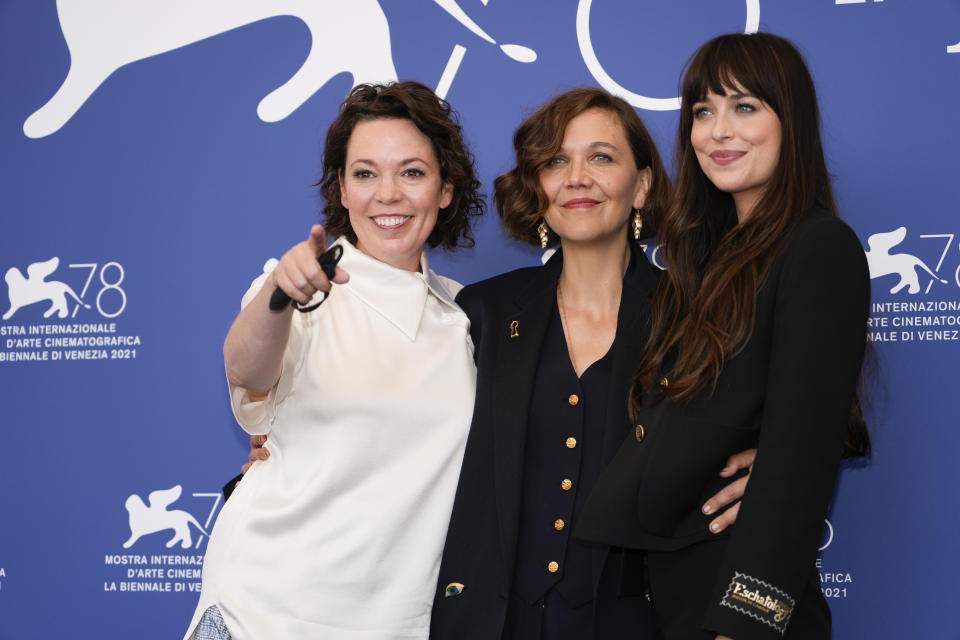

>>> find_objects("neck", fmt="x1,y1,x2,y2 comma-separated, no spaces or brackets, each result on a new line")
733,192,759,224
557,234,630,308
353,240,423,272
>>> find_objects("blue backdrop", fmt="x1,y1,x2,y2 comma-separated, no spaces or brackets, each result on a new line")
1,1,958,638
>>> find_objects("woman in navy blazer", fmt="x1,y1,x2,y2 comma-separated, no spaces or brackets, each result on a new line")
576,33,871,640
431,89,755,640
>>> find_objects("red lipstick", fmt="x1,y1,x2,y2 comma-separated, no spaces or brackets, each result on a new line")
562,198,600,208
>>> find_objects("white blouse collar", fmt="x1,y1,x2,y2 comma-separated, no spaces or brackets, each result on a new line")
334,237,459,341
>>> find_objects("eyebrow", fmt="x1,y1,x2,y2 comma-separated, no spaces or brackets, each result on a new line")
350,157,429,166
693,90,758,104
557,141,619,153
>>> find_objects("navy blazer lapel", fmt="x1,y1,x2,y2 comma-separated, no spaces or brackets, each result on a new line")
602,248,659,463
591,248,659,590
491,252,562,594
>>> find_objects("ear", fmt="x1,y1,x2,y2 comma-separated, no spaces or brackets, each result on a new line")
439,181,454,210
338,170,350,209
632,167,652,210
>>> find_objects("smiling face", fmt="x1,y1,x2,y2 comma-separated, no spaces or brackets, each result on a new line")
690,86,782,221
339,117,452,271
538,108,651,247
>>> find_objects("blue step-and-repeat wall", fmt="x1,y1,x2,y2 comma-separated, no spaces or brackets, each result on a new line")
1,1,958,638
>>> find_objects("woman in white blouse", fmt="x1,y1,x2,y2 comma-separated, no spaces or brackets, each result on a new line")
184,81,485,640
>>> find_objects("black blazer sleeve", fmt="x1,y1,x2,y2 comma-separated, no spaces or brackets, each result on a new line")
702,217,870,639
455,287,484,365
222,473,243,501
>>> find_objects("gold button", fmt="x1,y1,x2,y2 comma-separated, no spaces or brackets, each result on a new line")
565,437,577,449
547,561,559,573
568,394,579,406
561,478,573,491
554,519,565,531
635,423,645,443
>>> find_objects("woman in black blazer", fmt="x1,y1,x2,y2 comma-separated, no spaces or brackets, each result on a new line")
431,89,755,640
576,34,871,640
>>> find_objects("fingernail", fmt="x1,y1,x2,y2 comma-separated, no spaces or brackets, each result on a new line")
702,504,712,514
710,522,720,532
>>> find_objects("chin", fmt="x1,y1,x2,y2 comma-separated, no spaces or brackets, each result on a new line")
563,226,627,245
372,241,425,269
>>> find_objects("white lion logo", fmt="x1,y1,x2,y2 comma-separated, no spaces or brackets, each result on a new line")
23,0,535,138
864,227,948,295
123,485,209,549
3,257,90,320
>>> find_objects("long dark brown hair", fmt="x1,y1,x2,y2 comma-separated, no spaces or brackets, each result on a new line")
632,33,870,457
495,88,671,246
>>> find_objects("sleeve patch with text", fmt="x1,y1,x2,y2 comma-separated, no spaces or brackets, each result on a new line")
719,571,796,635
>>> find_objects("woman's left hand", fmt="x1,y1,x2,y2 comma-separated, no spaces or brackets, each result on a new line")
717,635,735,640
701,448,757,533
241,434,270,475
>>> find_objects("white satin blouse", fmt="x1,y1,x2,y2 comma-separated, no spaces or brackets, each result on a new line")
185,238,476,640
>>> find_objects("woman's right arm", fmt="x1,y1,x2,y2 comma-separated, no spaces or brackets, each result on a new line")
224,224,348,391
223,275,295,392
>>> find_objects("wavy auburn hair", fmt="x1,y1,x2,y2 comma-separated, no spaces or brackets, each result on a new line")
318,81,485,250
495,88,671,246
632,33,870,457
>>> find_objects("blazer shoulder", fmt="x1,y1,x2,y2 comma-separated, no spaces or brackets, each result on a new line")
456,264,550,355
771,208,869,286
457,264,547,308
788,209,865,259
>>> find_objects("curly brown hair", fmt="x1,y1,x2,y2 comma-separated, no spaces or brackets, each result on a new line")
318,81,485,250
494,87,671,247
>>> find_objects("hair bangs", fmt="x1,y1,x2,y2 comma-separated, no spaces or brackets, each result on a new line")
683,35,784,118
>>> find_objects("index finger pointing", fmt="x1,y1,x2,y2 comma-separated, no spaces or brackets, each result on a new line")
307,224,327,256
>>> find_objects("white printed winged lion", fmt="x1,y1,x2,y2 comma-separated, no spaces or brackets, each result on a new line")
23,0,534,138
3,257,90,320
864,227,948,295
123,485,209,549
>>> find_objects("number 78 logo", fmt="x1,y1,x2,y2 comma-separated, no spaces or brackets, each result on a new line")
2,257,126,320
68,262,127,318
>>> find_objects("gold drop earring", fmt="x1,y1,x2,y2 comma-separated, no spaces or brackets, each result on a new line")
632,209,643,240
538,220,550,248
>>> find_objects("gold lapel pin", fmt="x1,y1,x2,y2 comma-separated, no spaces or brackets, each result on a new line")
509,320,519,339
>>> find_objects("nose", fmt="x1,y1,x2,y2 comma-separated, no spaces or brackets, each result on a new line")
711,111,732,142
565,157,592,188
375,175,400,203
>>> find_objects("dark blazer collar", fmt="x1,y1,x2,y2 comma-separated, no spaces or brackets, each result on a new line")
603,242,658,459
492,256,559,592
591,241,659,588
516,242,658,310
513,248,564,309
622,241,659,302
